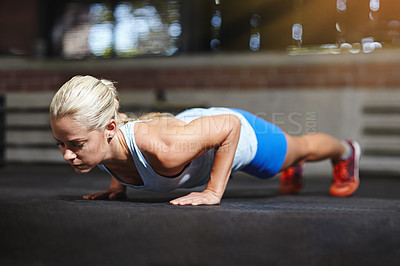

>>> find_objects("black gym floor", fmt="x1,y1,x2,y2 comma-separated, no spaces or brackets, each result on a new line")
1,164,399,266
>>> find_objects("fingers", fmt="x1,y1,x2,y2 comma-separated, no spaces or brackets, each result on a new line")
170,193,193,205
170,192,220,206
83,189,127,200
170,197,201,206
82,191,110,200
83,190,220,205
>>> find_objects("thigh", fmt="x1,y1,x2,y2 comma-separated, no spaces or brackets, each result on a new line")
280,133,310,171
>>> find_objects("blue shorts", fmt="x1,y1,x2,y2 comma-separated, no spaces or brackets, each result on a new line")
231,109,288,179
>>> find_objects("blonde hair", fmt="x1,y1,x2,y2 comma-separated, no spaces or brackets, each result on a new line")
50,75,173,131
137,112,174,121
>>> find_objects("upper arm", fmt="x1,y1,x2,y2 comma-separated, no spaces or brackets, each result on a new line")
156,114,241,168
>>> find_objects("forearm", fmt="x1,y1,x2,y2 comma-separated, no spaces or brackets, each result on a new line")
165,114,241,205
204,118,240,198
110,176,127,191
205,150,234,198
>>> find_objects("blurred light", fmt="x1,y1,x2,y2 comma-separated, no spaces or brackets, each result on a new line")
292,23,303,41
164,46,179,56
321,44,340,54
215,0,220,5
250,14,260,28
337,0,347,12
114,3,138,55
340,43,352,49
211,11,222,29
361,37,382,53
388,20,400,28
330,46,341,55
388,21,400,43
88,22,113,56
63,24,91,58
373,42,383,49
249,33,260,51
133,6,163,33
363,42,375,53
362,37,374,44
114,3,130,18
169,22,181,37
89,3,107,23
250,14,260,51
210,38,221,51
87,3,113,57
369,12,375,21
114,2,180,57
370,0,380,12
349,43,361,54
336,22,342,32
58,1,181,58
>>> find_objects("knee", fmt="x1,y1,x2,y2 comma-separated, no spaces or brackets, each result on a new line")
284,135,311,167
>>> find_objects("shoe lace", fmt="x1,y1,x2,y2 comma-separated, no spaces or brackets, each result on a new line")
334,160,349,181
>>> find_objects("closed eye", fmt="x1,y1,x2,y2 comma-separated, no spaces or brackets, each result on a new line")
73,143,85,149
56,141,64,147
55,141,84,150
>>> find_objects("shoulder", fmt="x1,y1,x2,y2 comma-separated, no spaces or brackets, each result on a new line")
134,115,240,170
133,118,186,153
133,118,189,173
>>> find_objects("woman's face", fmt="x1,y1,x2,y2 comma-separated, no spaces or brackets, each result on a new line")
50,117,109,173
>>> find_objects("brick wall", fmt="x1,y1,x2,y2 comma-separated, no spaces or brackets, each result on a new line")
1,51,400,92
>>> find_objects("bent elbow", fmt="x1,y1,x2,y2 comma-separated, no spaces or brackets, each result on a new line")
227,114,241,135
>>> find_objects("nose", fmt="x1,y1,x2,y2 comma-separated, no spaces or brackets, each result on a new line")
63,148,77,161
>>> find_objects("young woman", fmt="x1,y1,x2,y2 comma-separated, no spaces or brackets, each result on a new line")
49,75,361,206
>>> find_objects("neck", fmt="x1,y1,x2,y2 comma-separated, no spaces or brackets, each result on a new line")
101,130,130,166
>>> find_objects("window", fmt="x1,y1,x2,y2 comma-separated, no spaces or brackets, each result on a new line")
11,0,399,58
51,1,181,59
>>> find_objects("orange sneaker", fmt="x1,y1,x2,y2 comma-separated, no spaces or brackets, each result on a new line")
330,140,361,197
280,164,304,194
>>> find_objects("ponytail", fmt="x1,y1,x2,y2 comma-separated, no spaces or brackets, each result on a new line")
50,75,122,131
50,75,174,130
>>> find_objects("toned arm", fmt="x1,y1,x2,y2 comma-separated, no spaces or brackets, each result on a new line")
148,114,241,205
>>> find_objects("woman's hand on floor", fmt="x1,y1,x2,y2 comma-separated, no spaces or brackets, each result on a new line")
83,187,127,200
170,190,221,206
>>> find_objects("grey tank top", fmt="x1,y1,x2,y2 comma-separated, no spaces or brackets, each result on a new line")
98,107,257,192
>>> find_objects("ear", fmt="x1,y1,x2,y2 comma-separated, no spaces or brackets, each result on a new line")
105,119,117,140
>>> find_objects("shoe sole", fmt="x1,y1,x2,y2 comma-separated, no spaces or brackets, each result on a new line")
329,140,361,197
352,140,361,183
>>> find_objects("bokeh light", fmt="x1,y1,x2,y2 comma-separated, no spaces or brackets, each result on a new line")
59,1,181,58
292,23,303,42
50,0,400,58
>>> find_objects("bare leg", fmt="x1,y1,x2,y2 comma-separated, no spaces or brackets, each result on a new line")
280,133,347,171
